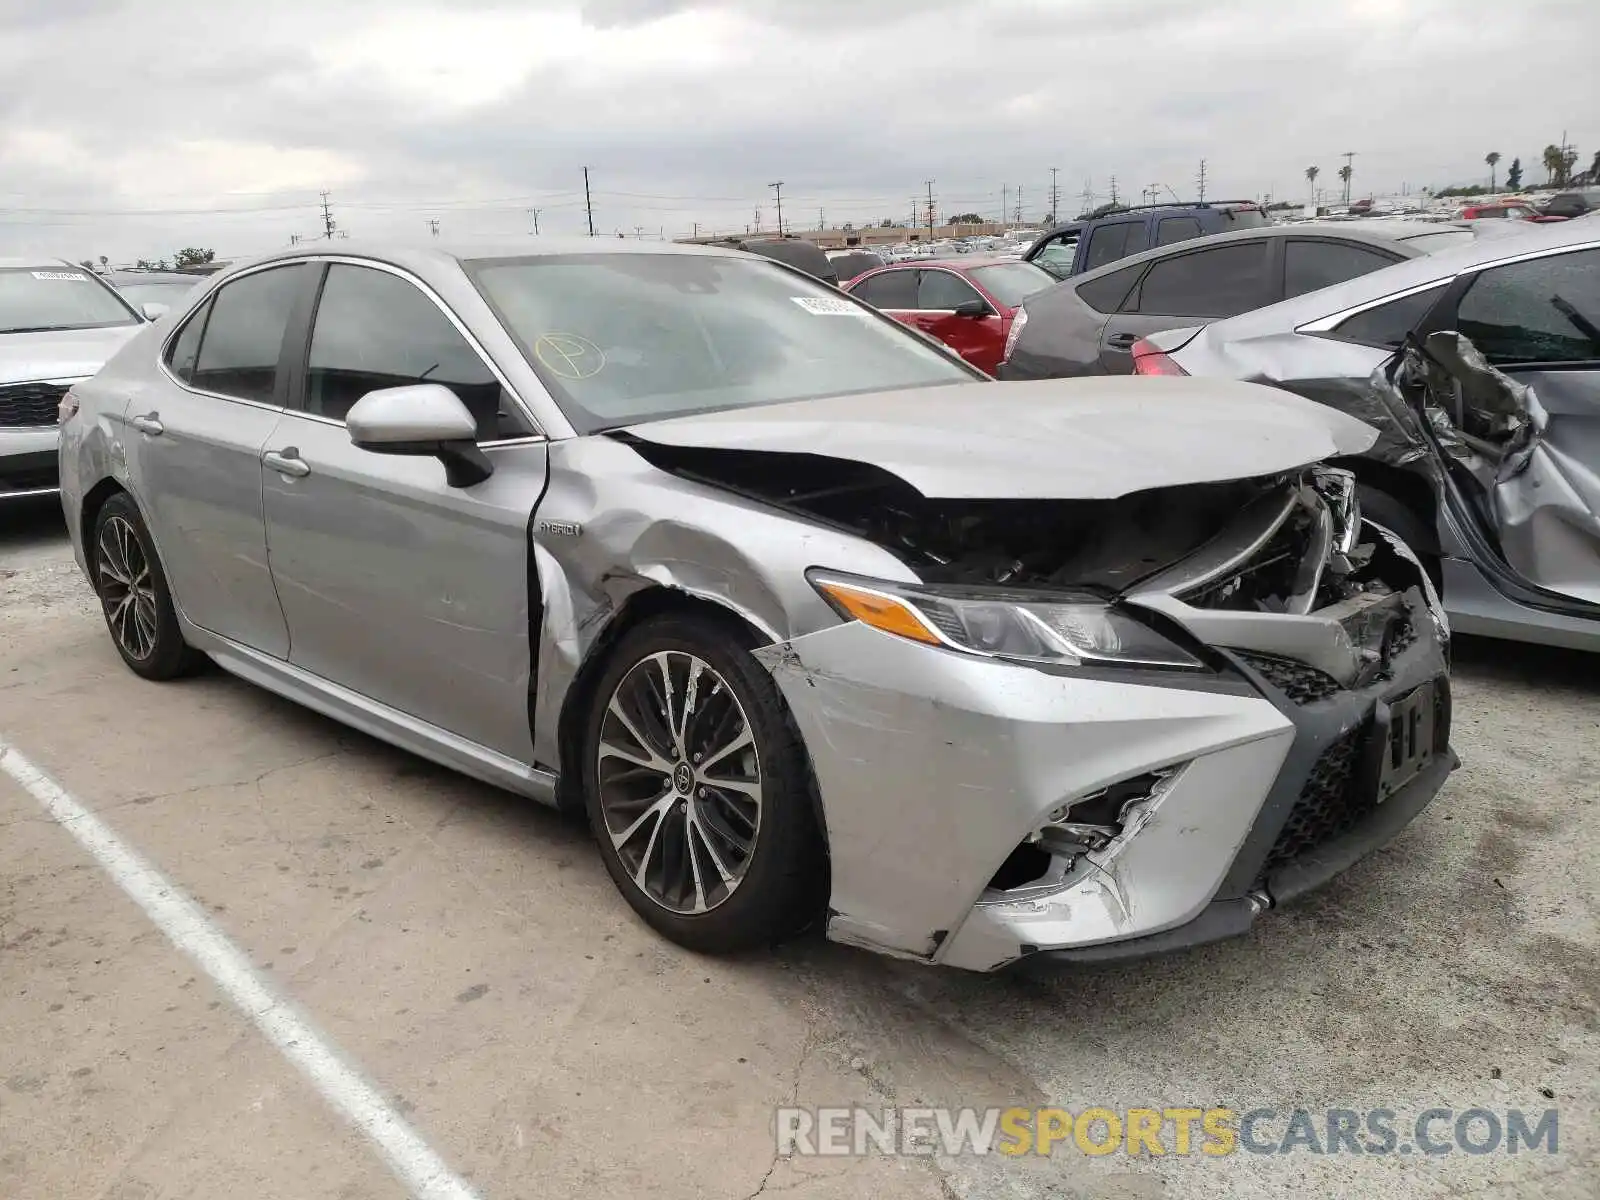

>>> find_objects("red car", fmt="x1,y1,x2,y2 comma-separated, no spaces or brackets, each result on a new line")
1459,201,1567,223
843,257,1055,375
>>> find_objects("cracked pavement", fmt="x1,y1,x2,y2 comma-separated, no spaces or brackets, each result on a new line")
2,497,1597,1199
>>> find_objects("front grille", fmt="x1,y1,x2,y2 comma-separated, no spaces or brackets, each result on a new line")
1237,651,1344,705
0,382,67,428
1261,725,1374,873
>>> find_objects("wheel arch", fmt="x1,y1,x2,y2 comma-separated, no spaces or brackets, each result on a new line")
552,585,830,871
79,476,131,566
1334,456,1439,555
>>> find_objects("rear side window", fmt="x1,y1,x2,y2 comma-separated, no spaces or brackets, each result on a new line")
164,297,211,384
1284,240,1400,300
306,263,532,438
189,265,305,404
1131,242,1270,318
1074,264,1143,314
1331,284,1447,348
1455,248,1600,365
851,269,918,309
1082,222,1150,271
1156,217,1203,246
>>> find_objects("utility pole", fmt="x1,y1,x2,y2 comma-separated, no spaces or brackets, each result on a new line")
634,226,645,240
319,190,336,239
925,179,936,244
1148,183,1160,206
1001,184,1008,226
818,207,824,231
1015,184,1023,225
1049,168,1060,224
754,206,762,233
1341,151,1356,204
769,181,785,236
1109,176,1118,205
526,208,541,235
1196,158,1207,202
427,218,440,238
692,221,699,238
1081,180,1093,216
583,167,595,236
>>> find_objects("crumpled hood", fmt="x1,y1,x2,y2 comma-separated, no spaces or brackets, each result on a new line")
0,324,141,385
622,376,1378,499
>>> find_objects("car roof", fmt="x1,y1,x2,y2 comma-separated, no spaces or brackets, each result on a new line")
1190,217,1600,340
0,256,82,270
106,270,203,284
877,256,1035,271
1059,220,1453,290
231,237,753,277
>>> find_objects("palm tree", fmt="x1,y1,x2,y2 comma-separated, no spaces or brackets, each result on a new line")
1337,163,1353,203
1485,151,1501,191
1543,144,1564,185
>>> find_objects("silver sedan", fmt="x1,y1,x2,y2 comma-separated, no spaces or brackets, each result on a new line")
59,239,1454,970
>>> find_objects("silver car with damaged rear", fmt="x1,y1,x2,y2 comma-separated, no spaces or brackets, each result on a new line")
58,239,1455,971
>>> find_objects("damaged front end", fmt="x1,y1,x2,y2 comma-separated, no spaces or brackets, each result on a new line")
722,451,1455,970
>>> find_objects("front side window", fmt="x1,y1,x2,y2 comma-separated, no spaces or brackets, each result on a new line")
1132,242,1269,317
916,270,984,310
1083,222,1149,272
306,264,532,438
0,267,139,334
164,297,212,384
467,253,979,432
1455,249,1600,365
851,268,918,309
1330,284,1448,348
1284,240,1399,300
1156,217,1203,246
189,265,305,404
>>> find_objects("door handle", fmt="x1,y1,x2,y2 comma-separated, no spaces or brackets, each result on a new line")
1107,332,1139,349
262,448,311,478
130,413,164,436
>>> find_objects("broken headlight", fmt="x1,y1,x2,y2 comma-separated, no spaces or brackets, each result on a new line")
808,571,1204,670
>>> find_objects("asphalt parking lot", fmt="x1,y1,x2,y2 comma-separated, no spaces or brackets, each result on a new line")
1,495,1596,1200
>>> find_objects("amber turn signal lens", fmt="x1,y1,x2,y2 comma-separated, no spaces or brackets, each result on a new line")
814,581,943,646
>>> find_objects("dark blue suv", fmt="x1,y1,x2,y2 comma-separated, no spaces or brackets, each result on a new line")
1024,201,1270,279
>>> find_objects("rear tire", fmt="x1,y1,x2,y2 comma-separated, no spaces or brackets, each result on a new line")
90,492,205,681
580,611,826,954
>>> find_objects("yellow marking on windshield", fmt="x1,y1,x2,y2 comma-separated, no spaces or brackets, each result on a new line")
534,333,605,379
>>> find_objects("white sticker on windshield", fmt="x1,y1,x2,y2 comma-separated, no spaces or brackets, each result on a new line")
31,271,89,281
791,296,868,315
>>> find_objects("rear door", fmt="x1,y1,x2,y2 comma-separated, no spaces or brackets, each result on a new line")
260,259,548,758
125,263,306,656
1096,239,1273,373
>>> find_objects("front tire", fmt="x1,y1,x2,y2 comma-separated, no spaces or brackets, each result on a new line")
90,492,204,680
1357,484,1442,590
580,612,825,954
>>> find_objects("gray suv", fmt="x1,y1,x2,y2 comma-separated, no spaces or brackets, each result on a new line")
2,259,145,499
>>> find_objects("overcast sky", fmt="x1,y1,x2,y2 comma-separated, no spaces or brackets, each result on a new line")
1,0,1593,262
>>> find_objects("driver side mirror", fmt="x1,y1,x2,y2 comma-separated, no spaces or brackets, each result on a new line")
954,299,992,318
346,384,493,488
141,301,169,321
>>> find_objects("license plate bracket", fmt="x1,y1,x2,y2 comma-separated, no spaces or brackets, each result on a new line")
1378,682,1436,802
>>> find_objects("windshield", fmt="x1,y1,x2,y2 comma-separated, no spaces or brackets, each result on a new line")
0,267,139,334
970,262,1055,307
113,279,200,308
466,253,980,432
1224,208,1269,228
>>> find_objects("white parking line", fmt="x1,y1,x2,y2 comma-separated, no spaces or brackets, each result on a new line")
0,739,480,1200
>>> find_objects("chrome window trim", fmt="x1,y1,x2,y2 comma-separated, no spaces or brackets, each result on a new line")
1295,237,1600,334
157,254,549,443
154,258,298,413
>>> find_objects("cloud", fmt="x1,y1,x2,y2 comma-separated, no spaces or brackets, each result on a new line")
0,0,1593,259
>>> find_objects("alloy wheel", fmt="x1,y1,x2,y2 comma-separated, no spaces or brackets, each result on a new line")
596,651,763,915
97,515,158,661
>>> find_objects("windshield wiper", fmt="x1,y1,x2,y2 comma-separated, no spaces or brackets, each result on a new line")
0,324,79,334
1549,294,1600,344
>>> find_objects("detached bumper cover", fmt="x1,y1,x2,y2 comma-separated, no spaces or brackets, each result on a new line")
758,578,1453,972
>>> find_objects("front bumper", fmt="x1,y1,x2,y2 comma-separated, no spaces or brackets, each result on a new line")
756,571,1453,972
1,427,60,498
